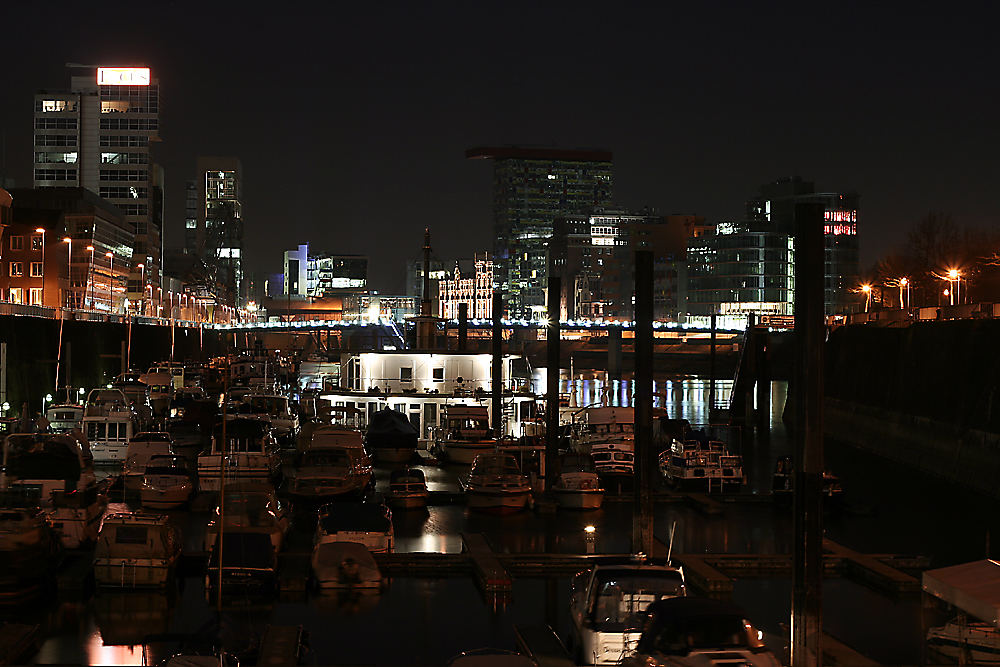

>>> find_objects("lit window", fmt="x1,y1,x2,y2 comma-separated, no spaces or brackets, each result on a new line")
31,235,43,251
30,262,43,277
28,288,42,305
186,220,196,229
9,262,23,277
8,288,22,304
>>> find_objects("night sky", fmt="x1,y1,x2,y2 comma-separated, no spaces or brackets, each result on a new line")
2,2,998,291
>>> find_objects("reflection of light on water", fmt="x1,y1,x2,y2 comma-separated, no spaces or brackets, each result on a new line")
88,629,144,666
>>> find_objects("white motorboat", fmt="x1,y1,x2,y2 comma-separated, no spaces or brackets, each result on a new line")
311,540,383,590
93,512,182,588
1,432,106,548
139,371,174,417
203,481,290,552
570,557,687,666
387,467,429,510
570,406,634,456
437,405,496,465
465,453,532,514
365,407,418,464
82,388,138,464
113,375,155,430
315,499,394,553
552,467,605,511
122,432,174,492
927,619,1000,664
45,402,84,433
659,439,744,493
197,416,280,492
289,425,372,500
139,455,194,510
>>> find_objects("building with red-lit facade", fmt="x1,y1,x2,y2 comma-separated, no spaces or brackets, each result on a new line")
0,187,132,311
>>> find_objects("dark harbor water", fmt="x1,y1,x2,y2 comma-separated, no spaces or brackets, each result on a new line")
19,377,1000,665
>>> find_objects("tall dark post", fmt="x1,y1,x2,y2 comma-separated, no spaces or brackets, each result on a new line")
791,202,825,667
491,290,503,439
608,326,622,382
709,313,717,417
545,277,561,491
458,302,468,351
755,329,771,430
632,250,654,556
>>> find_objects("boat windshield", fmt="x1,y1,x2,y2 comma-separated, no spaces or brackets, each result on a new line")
649,614,749,654
588,572,685,629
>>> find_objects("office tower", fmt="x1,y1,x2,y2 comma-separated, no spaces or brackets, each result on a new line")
195,157,243,302
550,211,692,321
747,177,860,315
33,65,161,287
183,179,197,253
467,146,613,319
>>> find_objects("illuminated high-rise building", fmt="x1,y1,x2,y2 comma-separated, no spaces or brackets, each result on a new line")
194,157,243,302
33,65,160,290
747,177,860,314
466,146,613,319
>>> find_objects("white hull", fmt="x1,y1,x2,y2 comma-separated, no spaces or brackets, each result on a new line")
90,442,128,464
197,453,278,492
444,443,495,465
140,486,192,510
387,491,429,510
552,488,605,510
46,505,105,549
466,489,531,513
94,557,176,588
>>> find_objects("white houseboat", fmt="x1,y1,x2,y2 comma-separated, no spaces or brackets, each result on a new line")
318,351,538,450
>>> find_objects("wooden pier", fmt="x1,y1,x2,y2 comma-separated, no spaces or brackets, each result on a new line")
461,532,512,594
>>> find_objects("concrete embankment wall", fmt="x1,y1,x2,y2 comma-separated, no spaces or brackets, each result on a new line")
824,320,1000,496
0,315,233,413
825,398,1000,498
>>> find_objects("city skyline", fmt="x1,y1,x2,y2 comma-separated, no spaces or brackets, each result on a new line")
1,3,998,293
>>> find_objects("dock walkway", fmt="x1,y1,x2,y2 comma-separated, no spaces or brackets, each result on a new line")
461,532,512,594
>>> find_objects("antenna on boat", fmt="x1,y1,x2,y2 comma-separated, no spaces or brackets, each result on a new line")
666,520,677,566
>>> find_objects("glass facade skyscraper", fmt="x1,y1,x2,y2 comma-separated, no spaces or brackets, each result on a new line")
467,146,613,319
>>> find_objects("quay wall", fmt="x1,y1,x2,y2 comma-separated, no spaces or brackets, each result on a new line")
824,320,1000,496
0,315,234,413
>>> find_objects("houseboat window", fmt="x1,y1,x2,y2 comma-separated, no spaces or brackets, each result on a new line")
400,367,413,382
114,525,148,545
432,367,444,382
393,404,405,414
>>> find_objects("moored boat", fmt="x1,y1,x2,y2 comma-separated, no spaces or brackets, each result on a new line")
437,405,495,465
387,467,429,510
123,432,174,492
289,426,372,500
659,439,744,493
197,417,280,492
465,453,532,514
311,541,383,590
82,388,138,464
139,455,194,510
365,407,418,464
203,481,289,552
315,499,394,553
0,495,60,599
552,467,605,511
93,512,181,588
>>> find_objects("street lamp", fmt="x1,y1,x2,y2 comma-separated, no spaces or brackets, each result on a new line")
861,283,872,313
86,245,95,309
35,228,45,306
898,277,909,310
62,237,72,308
106,251,114,312
947,269,961,305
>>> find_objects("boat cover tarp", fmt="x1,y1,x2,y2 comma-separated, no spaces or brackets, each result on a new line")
365,408,417,449
922,559,1000,626
208,532,275,570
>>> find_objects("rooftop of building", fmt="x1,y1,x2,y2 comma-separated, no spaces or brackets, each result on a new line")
465,145,613,162
6,187,126,225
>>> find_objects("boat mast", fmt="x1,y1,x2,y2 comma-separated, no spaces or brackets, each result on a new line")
217,362,229,612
